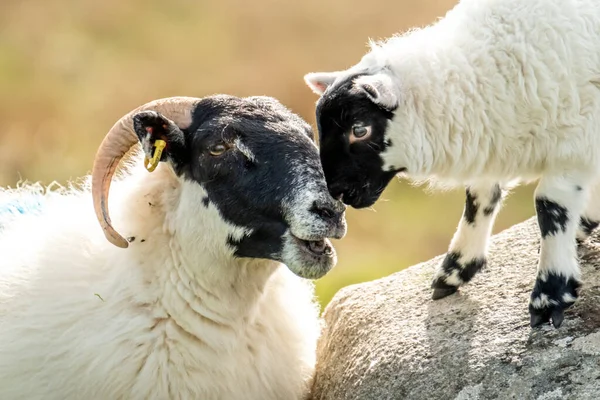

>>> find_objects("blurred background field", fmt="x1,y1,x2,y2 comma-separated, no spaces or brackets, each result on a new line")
0,0,536,310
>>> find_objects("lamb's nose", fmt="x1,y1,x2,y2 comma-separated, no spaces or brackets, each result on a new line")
327,183,346,203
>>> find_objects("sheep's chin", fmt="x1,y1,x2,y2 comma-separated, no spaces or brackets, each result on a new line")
280,231,337,280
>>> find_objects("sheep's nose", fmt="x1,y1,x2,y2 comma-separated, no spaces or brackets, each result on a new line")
311,199,345,222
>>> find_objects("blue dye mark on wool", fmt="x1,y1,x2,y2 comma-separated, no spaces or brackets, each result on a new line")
0,194,46,230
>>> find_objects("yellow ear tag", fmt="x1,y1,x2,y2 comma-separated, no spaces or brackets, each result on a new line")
144,139,167,173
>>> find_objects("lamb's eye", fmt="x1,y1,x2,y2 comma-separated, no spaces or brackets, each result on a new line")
209,144,227,156
350,125,371,142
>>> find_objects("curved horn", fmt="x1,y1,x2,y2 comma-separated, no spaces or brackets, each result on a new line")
91,96,200,248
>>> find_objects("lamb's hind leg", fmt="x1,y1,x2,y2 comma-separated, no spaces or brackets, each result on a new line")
529,175,588,328
431,183,504,300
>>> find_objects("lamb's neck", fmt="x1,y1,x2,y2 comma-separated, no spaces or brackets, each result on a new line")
389,25,500,183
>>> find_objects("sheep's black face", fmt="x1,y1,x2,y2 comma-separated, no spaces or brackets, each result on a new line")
133,95,346,279
310,72,403,208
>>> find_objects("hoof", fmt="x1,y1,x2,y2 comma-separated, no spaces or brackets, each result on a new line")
432,287,458,300
431,279,459,300
529,273,580,329
530,308,565,328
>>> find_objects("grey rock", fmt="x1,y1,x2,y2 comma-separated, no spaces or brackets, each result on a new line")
310,218,600,400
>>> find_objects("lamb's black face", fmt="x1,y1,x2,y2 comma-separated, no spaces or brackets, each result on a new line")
133,95,346,279
314,73,402,208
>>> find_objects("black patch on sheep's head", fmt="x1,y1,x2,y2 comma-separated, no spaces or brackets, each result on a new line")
132,95,347,279
305,71,404,208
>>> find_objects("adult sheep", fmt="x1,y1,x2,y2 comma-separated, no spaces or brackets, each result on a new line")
303,0,600,328
0,95,347,399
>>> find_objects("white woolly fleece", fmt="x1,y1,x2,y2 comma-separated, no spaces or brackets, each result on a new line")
0,160,320,400
354,0,600,188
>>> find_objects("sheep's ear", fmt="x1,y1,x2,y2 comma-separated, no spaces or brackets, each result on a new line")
132,110,187,169
304,71,342,95
354,74,399,111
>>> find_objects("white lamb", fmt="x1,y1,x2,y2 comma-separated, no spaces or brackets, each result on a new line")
0,95,347,399
303,0,600,328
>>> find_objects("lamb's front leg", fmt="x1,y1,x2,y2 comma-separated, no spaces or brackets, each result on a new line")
529,176,588,328
431,183,504,300
577,180,600,241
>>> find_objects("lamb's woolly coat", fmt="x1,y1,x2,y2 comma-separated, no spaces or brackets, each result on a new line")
362,0,600,185
305,0,600,327
0,162,320,400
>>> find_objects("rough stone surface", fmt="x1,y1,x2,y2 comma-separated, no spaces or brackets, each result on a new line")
310,218,600,400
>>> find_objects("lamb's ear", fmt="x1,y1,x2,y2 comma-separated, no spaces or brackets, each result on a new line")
132,110,187,170
354,74,399,111
304,71,342,95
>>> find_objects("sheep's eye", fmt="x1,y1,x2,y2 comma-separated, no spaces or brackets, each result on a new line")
209,143,227,156
350,125,371,142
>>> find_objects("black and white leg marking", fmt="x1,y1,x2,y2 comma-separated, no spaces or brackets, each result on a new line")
431,184,504,300
577,181,600,242
530,176,587,328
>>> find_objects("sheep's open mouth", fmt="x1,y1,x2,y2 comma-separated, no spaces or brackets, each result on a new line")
304,238,334,256
291,235,334,257
283,232,338,279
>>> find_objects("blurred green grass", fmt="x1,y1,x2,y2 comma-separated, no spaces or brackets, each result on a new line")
0,0,537,310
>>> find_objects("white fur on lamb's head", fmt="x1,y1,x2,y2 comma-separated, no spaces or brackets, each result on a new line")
352,73,399,111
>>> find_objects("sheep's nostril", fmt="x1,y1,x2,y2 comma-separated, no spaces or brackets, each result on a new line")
319,208,335,219
311,201,339,221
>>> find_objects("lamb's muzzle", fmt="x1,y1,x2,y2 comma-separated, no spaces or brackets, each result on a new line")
91,97,199,248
